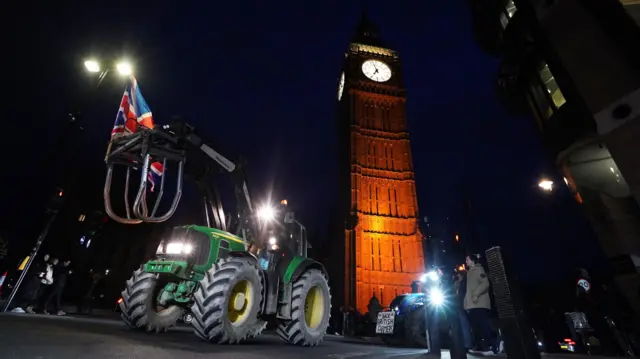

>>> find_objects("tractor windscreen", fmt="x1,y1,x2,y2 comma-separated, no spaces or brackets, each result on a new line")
155,227,211,265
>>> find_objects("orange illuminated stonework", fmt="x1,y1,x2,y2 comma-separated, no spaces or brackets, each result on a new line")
336,15,425,315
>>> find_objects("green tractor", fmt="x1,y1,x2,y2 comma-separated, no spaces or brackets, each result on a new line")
104,118,331,346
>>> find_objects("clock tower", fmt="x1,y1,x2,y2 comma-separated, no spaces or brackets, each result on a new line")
335,12,425,314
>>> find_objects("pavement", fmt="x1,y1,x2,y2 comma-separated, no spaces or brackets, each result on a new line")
0,313,618,359
0,313,430,359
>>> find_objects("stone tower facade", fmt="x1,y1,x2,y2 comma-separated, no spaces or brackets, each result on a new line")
335,13,425,314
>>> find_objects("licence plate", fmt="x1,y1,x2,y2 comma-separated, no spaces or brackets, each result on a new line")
375,312,395,334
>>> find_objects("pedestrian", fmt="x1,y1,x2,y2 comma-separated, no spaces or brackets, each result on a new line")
454,271,474,351
37,257,57,312
15,254,50,314
464,254,497,355
44,259,72,315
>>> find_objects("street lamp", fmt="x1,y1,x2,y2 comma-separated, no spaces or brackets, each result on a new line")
116,62,133,76
83,59,133,87
538,179,554,192
84,60,100,73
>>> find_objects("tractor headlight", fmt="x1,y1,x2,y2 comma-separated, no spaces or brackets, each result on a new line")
428,287,445,306
165,241,193,255
257,205,275,222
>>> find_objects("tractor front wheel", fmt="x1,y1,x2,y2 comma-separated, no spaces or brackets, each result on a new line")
119,268,184,332
277,269,331,347
192,257,265,344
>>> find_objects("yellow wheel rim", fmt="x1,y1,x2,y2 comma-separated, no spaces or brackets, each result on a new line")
228,279,252,325
304,286,325,330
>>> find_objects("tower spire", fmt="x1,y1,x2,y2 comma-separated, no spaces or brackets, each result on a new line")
360,0,368,20
353,1,382,46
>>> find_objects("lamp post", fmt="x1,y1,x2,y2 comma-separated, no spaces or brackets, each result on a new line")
2,59,134,312
83,58,134,160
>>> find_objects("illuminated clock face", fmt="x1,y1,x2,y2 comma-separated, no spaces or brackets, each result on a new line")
337,72,345,101
361,60,392,82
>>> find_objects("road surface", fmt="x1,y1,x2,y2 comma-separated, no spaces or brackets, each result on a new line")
0,313,429,359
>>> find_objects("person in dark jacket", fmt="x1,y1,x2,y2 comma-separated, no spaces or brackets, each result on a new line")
19,254,51,314
44,260,72,315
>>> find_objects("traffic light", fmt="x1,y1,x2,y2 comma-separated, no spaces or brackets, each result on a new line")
46,187,66,212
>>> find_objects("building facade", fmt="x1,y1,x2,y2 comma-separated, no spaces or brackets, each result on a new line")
334,14,425,314
469,0,640,314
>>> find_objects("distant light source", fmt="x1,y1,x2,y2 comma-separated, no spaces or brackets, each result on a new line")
455,234,459,242
58,191,64,197
116,62,132,75
458,265,465,271
281,199,288,206
257,205,275,222
538,179,553,192
84,60,100,73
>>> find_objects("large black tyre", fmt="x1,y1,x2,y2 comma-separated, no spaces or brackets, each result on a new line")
192,257,264,344
277,269,331,347
119,268,184,332
404,307,427,348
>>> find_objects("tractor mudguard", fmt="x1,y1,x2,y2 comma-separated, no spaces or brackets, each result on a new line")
282,256,328,284
226,251,258,262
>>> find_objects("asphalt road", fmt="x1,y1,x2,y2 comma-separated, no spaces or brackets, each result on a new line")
0,313,429,359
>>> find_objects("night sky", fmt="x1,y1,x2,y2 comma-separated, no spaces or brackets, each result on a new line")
3,1,606,284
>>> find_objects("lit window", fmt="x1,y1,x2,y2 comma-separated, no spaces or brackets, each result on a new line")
539,63,566,109
500,0,517,29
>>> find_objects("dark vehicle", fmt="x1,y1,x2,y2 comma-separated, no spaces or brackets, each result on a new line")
376,293,428,347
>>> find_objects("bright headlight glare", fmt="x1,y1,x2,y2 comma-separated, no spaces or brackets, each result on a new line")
183,244,193,254
427,271,439,282
165,242,192,254
166,242,183,254
257,205,275,221
268,237,277,245
420,271,440,283
428,287,445,306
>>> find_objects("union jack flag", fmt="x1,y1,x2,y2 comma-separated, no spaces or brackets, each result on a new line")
111,76,163,191
111,76,154,138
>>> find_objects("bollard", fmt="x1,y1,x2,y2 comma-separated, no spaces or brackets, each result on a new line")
486,247,540,359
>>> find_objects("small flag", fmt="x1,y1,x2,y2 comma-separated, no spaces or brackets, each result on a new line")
148,161,164,192
111,76,154,138
110,76,163,191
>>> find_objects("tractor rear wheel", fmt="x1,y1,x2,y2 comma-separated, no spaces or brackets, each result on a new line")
277,269,331,347
192,257,265,344
120,268,184,332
